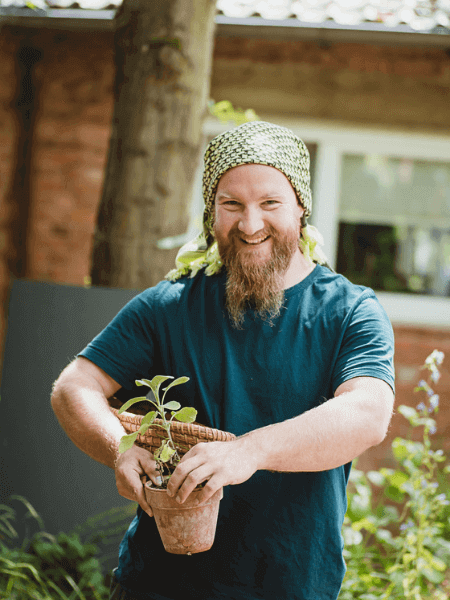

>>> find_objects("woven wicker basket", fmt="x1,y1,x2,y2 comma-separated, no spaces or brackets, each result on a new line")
110,406,236,457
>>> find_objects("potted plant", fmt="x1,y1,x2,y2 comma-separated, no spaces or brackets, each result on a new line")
116,375,232,554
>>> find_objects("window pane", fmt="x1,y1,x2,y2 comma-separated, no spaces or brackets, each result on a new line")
337,155,450,296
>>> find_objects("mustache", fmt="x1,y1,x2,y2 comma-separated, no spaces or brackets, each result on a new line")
227,225,276,242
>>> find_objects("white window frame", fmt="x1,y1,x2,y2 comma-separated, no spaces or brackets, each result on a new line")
202,115,450,328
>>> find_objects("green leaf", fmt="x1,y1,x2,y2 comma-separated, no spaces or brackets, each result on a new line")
173,407,197,423
140,411,156,428
366,470,385,486
388,469,409,489
351,517,377,534
342,527,363,546
159,445,176,462
161,376,190,404
138,422,151,436
397,405,419,424
164,401,181,410
118,397,149,414
384,485,405,503
162,376,190,395
375,528,396,546
136,379,153,387
430,556,447,572
391,438,409,461
137,376,174,401
118,432,138,453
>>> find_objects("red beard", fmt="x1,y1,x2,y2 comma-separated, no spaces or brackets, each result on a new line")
214,223,300,328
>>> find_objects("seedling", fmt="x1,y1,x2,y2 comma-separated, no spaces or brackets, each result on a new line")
117,375,196,485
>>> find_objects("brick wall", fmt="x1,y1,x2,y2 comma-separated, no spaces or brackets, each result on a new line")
0,29,20,367
27,30,114,284
0,27,449,476
357,325,450,472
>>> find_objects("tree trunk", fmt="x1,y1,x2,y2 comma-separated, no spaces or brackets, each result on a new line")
90,0,217,288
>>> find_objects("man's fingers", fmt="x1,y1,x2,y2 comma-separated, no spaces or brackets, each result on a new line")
145,471,163,488
115,446,161,518
135,481,154,518
190,476,222,506
169,463,214,504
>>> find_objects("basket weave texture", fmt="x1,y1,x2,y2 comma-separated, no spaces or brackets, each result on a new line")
111,407,236,457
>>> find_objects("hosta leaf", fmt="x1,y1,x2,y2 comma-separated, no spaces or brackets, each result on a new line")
118,432,138,453
118,397,149,414
164,401,181,410
173,407,197,423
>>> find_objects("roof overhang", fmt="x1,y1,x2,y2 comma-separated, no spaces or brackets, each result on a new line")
216,14,450,48
0,7,117,30
0,7,449,48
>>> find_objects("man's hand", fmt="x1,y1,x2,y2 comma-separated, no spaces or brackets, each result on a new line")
115,445,162,518
166,439,258,506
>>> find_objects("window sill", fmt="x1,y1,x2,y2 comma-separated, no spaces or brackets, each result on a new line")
375,291,450,328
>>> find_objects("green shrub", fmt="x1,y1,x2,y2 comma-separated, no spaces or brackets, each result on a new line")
340,350,450,599
0,496,109,600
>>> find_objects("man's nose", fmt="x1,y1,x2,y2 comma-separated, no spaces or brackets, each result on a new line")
238,207,265,236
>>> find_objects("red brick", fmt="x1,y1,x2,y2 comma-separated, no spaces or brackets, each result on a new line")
76,123,111,151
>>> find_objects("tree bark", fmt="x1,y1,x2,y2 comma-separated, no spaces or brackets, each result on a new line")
90,0,217,288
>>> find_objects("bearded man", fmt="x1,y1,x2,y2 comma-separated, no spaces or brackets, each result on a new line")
51,121,395,600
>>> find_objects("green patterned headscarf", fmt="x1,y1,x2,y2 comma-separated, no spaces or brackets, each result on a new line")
166,121,328,281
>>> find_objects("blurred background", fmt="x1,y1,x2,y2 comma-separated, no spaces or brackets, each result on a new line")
0,0,449,570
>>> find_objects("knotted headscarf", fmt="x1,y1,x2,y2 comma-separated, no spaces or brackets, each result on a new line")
166,121,328,281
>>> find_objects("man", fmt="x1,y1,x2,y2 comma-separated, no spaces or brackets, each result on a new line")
51,121,395,600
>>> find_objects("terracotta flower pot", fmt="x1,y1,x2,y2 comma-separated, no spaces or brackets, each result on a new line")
145,484,223,554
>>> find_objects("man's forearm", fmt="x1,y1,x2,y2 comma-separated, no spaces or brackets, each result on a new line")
240,390,386,473
51,381,125,469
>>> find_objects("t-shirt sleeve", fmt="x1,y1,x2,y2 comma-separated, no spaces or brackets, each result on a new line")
78,292,156,390
331,293,395,395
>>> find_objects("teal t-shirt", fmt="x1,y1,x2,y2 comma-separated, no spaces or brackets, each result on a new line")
79,265,395,600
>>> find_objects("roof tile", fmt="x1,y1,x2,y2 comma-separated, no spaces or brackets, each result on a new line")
0,0,448,31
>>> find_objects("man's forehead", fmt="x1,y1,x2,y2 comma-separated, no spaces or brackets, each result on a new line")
216,163,292,183
215,164,297,196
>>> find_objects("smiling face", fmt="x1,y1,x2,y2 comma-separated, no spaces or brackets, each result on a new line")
214,164,305,274
213,164,308,327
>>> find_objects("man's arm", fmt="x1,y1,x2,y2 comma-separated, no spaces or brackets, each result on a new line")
167,376,394,504
51,356,159,517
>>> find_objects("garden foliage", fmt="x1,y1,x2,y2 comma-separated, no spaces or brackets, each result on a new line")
340,350,450,599
0,497,133,600
1,351,448,599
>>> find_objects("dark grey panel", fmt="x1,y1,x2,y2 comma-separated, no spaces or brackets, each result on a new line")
0,279,139,540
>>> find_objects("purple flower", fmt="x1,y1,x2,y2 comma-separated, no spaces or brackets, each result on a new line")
429,425,437,435
400,520,414,531
430,369,441,383
418,380,428,388
429,395,439,409
416,402,426,411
